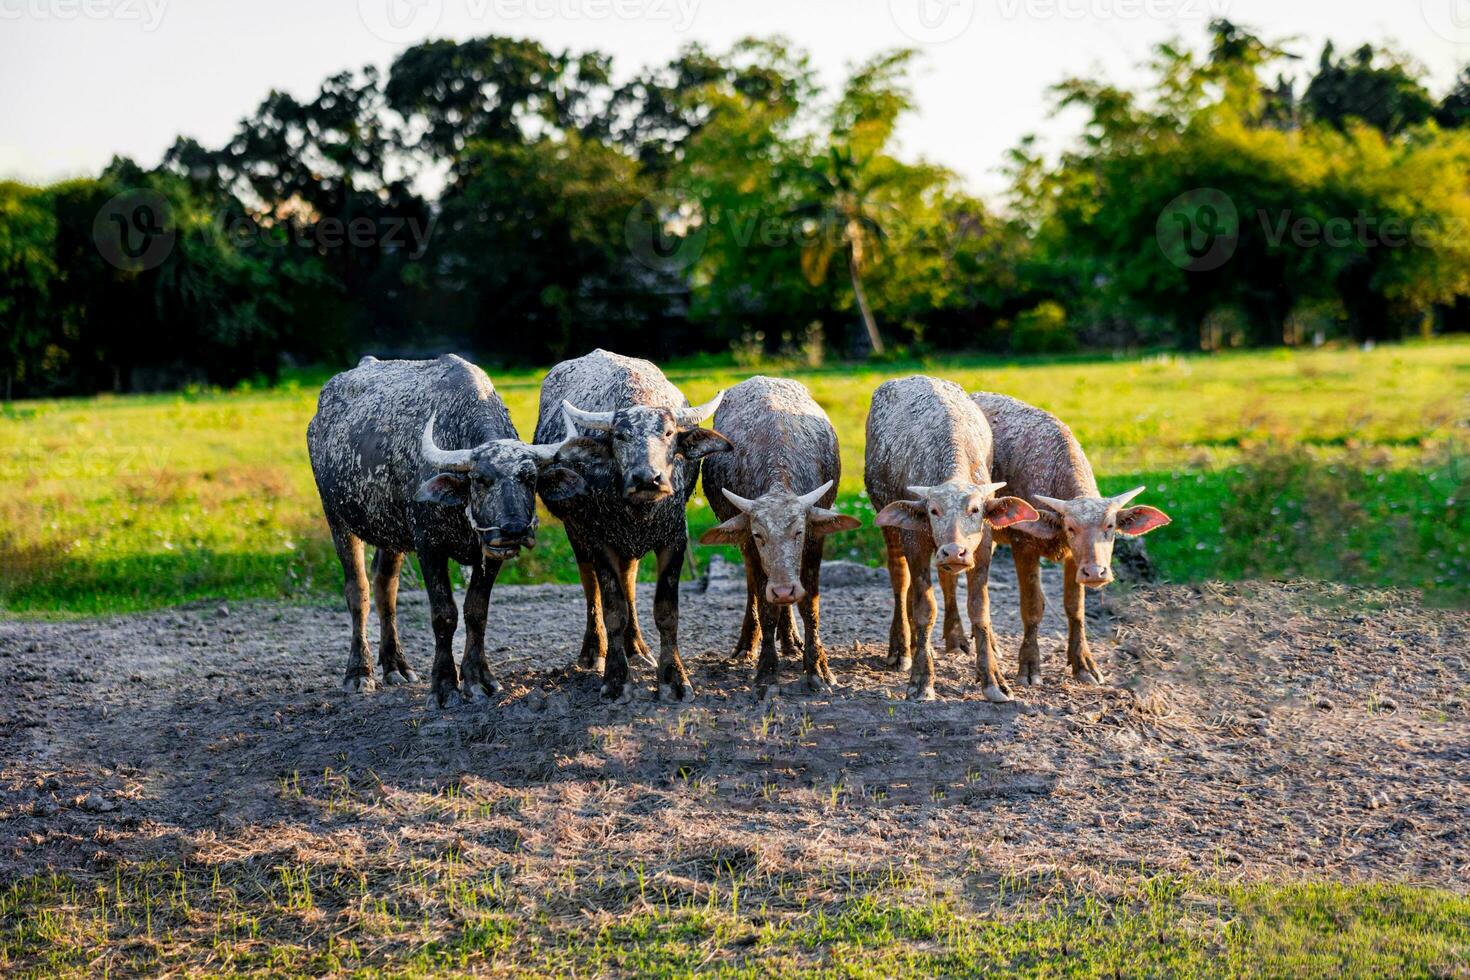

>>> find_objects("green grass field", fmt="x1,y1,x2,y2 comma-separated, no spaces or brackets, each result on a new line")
5,861,1468,976
1,340,1467,615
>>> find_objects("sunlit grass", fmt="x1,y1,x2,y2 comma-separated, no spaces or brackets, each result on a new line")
1,339,1466,614
2,860,1466,977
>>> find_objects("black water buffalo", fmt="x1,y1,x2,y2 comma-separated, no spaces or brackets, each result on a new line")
532,349,730,703
307,354,582,706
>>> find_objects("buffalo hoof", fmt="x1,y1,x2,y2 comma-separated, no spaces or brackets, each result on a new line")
462,678,500,703
1017,663,1042,687
633,650,658,670
600,682,634,705
343,675,375,695
907,683,937,702
982,683,1013,704
430,678,459,709
1072,669,1102,686
383,670,415,686
885,655,913,673
803,674,833,695
658,680,695,703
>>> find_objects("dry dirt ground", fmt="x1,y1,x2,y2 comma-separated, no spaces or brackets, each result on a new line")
2,556,1468,904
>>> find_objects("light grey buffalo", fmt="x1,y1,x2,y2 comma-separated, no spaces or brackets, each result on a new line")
306,354,583,706
533,349,730,703
972,392,1171,686
866,376,1039,702
698,376,861,696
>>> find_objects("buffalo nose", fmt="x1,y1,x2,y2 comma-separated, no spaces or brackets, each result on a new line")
936,544,970,565
501,521,530,539
629,470,666,492
766,583,803,605
1078,564,1112,585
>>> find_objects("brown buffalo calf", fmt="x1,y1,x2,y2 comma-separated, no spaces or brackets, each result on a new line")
972,392,1171,686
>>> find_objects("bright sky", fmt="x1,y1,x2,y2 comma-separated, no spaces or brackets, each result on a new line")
2,0,1466,200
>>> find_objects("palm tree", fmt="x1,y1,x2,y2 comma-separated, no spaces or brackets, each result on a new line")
791,146,892,356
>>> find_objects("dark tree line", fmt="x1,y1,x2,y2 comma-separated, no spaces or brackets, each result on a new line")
4,23,1470,396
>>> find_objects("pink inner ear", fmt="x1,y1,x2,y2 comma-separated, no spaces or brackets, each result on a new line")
986,496,1040,528
1118,505,1171,536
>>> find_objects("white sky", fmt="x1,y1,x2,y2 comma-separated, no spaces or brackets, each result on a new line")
2,0,1467,201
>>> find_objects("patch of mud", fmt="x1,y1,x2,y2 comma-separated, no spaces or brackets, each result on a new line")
1,564,1467,891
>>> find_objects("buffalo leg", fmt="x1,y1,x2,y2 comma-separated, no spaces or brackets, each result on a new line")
778,606,803,659
939,567,969,653
904,538,938,701
798,539,834,691
621,558,656,669
459,559,503,702
752,573,781,700
596,552,634,703
420,552,461,708
882,527,912,671
653,540,695,701
373,548,415,685
569,534,606,671
331,524,374,694
1063,555,1102,684
1014,548,1045,686
968,543,1011,703
729,541,761,663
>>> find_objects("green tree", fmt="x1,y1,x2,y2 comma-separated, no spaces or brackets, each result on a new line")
0,183,58,398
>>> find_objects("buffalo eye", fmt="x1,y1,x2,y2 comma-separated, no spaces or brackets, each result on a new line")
930,507,941,517
967,505,980,515
664,429,674,438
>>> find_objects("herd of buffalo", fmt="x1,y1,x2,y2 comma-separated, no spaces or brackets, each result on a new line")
306,349,1171,707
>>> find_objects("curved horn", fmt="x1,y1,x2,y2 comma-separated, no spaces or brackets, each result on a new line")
421,414,475,472
562,400,614,432
677,390,725,426
1032,494,1071,515
975,482,1007,497
523,440,562,463
1110,485,1147,508
721,487,756,513
796,480,834,509
905,485,933,500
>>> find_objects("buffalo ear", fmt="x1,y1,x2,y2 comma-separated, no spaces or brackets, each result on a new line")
678,428,733,461
1006,509,1062,539
874,500,928,532
537,466,586,503
699,512,749,545
809,507,862,536
1117,505,1171,536
415,473,469,506
985,495,1040,529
